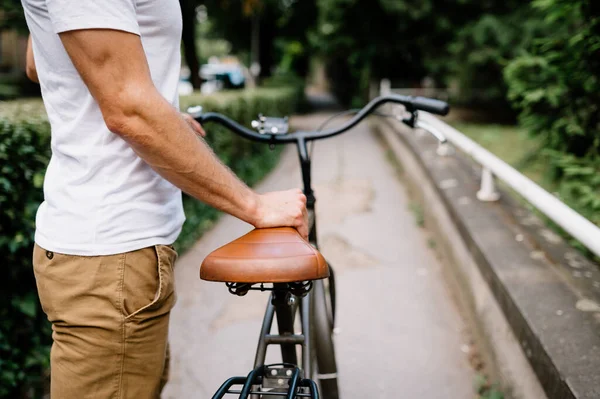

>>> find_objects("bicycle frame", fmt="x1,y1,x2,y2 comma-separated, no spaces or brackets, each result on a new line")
198,94,449,399
252,137,320,364
211,141,330,399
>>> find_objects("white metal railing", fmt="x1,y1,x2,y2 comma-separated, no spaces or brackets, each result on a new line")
380,81,600,258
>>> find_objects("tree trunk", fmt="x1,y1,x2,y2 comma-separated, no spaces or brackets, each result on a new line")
258,9,276,78
180,0,202,89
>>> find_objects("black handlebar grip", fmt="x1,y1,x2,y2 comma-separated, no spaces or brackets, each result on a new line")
411,96,450,116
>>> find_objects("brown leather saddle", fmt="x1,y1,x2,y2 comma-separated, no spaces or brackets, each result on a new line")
200,227,329,283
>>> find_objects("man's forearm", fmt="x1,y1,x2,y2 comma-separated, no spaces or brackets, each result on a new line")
110,91,259,225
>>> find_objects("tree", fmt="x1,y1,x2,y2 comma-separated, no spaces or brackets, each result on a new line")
201,0,317,79
504,0,600,227
0,0,28,31
311,0,458,105
180,0,203,89
444,0,546,110
202,0,271,78
505,0,600,157
275,0,317,77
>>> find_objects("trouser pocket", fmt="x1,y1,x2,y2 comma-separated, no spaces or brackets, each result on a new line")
122,244,177,320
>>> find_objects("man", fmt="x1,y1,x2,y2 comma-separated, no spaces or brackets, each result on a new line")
21,0,308,397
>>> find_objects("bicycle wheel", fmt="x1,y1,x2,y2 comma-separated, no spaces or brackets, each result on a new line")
312,279,340,399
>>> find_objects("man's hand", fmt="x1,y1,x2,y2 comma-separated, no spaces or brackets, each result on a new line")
253,189,309,240
182,113,206,137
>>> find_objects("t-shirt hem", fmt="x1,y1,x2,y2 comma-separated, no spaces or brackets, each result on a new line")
52,16,140,36
34,229,181,256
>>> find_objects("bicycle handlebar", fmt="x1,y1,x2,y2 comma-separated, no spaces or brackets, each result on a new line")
191,94,449,144
197,112,266,141
410,96,450,115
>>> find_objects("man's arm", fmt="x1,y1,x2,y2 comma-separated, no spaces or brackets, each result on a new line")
29,30,204,135
26,35,39,83
58,29,307,237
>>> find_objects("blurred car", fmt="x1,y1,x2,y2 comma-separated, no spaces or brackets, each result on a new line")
178,76,193,96
178,66,194,96
200,56,246,91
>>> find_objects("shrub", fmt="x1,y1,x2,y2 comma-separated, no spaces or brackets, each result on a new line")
504,0,600,223
261,73,309,112
546,152,600,227
0,86,298,397
0,117,52,399
504,0,600,257
504,0,600,158
448,9,545,109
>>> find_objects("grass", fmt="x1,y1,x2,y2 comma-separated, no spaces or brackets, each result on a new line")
447,122,553,192
474,373,504,399
409,202,425,227
448,121,600,266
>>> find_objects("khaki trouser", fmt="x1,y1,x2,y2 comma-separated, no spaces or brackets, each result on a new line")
33,243,177,398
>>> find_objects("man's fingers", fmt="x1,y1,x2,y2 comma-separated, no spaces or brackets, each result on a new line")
192,119,206,137
297,222,308,240
183,113,206,137
254,189,309,239
296,190,308,240
298,204,309,240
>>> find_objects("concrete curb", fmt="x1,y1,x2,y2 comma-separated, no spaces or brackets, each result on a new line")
375,119,600,399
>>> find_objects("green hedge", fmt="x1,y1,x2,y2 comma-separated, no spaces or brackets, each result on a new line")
0,117,52,399
0,86,297,398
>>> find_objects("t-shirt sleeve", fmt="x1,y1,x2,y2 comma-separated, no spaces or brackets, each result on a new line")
46,0,140,35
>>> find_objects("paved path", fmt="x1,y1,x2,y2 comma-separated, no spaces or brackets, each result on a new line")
163,114,475,398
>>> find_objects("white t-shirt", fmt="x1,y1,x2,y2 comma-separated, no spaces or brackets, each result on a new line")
22,0,186,255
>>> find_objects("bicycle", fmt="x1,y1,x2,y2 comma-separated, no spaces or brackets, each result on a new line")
188,93,449,399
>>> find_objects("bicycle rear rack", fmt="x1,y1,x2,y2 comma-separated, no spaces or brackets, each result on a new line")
212,363,319,399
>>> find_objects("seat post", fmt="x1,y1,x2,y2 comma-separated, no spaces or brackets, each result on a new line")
272,284,299,366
